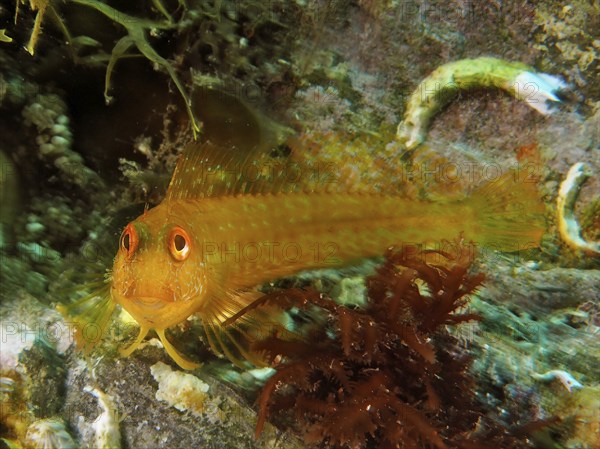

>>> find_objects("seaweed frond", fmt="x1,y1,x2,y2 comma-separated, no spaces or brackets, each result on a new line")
13,0,199,137
14,0,49,55
70,0,200,138
253,241,531,449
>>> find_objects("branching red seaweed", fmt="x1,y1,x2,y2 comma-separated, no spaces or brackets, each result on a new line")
252,241,532,449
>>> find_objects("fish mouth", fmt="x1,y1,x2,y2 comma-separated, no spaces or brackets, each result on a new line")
111,287,202,329
128,296,168,309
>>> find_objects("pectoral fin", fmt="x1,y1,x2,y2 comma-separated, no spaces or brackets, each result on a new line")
200,289,293,368
119,325,150,357
156,328,201,370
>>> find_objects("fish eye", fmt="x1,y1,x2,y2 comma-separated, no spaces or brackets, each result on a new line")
168,226,191,261
121,224,139,258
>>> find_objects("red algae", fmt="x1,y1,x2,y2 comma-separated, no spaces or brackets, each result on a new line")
252,241,537,449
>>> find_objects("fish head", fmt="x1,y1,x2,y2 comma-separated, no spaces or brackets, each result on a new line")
111,207,207,330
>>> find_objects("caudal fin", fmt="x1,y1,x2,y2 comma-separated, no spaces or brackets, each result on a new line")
468,170,546,252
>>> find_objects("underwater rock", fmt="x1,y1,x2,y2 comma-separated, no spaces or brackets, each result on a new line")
539,383,600,449
466,262,599,449
19,340,66,419
481,265,600,313
0,293,70,445
534,0,600,106
62,349,305,449
0,292,70,371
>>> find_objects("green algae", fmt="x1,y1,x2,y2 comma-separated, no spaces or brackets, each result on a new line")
70,0,200,137
13,0,199,136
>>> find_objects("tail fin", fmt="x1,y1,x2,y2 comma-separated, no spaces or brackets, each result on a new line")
468,170,546,252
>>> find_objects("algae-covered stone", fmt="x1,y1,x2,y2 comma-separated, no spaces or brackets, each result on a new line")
63,347,305,449
19,340,66,419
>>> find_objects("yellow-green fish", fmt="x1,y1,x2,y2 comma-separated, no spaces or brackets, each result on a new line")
62,142,545,370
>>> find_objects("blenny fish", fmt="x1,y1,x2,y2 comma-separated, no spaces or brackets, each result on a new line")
60,141,545,370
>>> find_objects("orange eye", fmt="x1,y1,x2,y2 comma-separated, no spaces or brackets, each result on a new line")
168,226,191,261
120,224,139,258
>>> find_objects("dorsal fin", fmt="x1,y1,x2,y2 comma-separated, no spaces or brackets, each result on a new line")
166,141,340,200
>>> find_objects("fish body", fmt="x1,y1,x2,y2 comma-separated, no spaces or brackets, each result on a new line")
107,143,545,369
114,193,472,291
112,193,470,324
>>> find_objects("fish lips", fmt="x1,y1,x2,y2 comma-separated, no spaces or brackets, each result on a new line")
129,296,168,310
